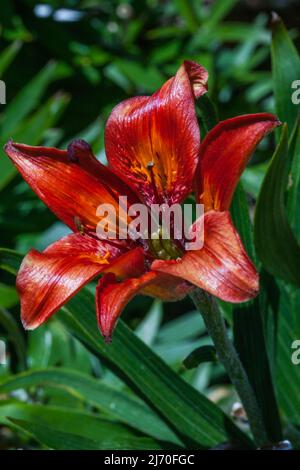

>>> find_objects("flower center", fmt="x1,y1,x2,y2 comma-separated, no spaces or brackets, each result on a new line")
149,227,182,260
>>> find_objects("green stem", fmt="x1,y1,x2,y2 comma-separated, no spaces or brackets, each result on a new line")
190,289,268,448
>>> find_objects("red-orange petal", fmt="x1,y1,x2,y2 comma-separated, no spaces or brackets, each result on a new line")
141,273,194,301
96,271,156,341
96,270,191,341
152,211,259,303
4,141,138,233
105,247,146,280
196,114,281,211
105,61,208,206
17,233,144,329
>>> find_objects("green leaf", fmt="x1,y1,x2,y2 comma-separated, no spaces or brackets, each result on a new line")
231,182,256,262
25,419,160,449
205,0,238,28
0,61,60,137
183,345,217,370
156,311,205,343
197,94,219,133
0,367,180,444
231,183,282,442
27,324,54,369
12,92,69,145
60,293,250,448
0,283,18,308
0,247,22,275
0,247,252,448
271,14,300,133
104,63,132,93
135,300,163,346
254,124,300,286
0,403,163,450
174,0,199,32
276,284,300,429
0,41,22,77
154,337,210,366
11,418,163,450
287,118,300,242
114,60,164,93
241,162,267,199
233,297,282,443
0,307,26,369
0,92,69,189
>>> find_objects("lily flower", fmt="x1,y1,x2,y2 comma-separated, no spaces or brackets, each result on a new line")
4,61,280,341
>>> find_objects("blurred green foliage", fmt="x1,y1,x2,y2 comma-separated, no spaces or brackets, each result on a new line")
0,0,300,450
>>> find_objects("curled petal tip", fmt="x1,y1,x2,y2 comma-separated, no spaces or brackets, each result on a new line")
249,273,260,300
183,60,209,98
21,317,37,331
3,139,14,153
67,139,92,163
270,11,281,27
270,115,282,127
104,335,112,344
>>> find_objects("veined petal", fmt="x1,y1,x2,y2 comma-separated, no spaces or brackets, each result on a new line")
141,273,193,301
105,61,208,206
4,141,138,233
106,247,146,279
96,270,191,341
152,211,259,303
17,232,144,329
196,114,281,211
183,61,209,98
96,271,156,341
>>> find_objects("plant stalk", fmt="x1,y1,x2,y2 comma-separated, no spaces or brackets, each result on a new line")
190,288,268,448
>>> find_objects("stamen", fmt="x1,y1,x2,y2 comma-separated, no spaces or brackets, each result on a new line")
146,161,162,204
98,251,111,265
74,216,85,234
161,237,182,259
149,226,182,260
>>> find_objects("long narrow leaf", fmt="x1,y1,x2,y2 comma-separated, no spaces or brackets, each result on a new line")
254,125,300,286
0,247,252,449
276,284,300,429
0,403,163,450
0,367,180,444
231,183,282,442
0,92,69,189
0,41,22,76
287,118,300,242
271,14,300,133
